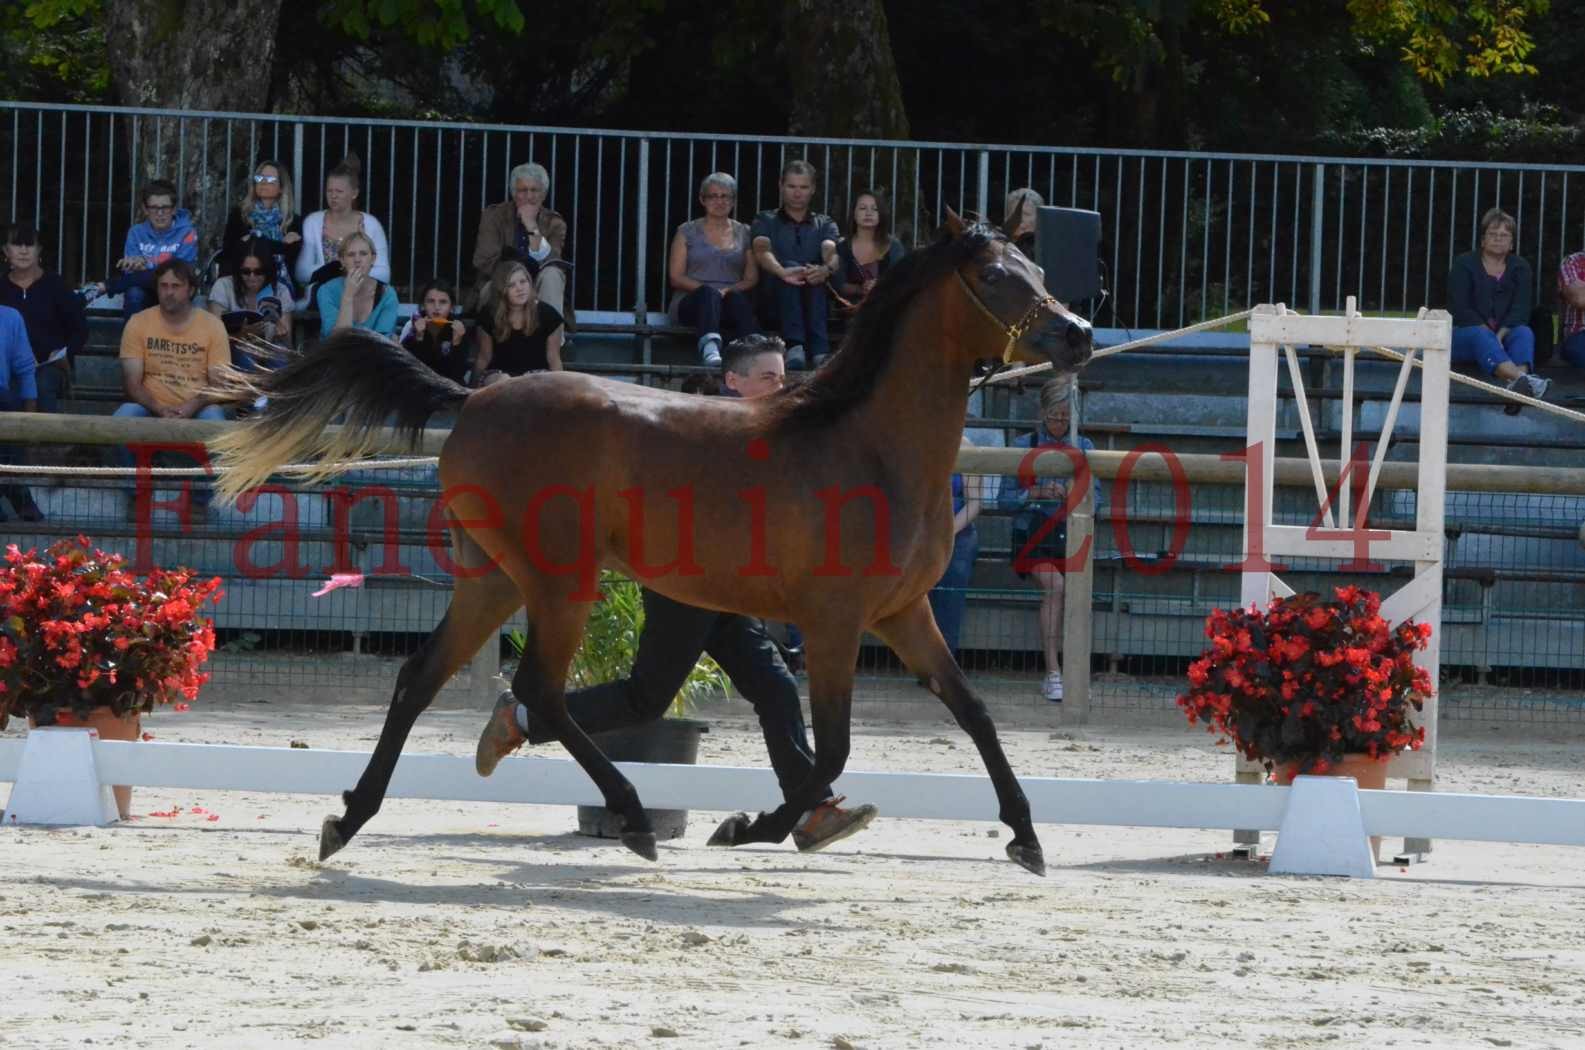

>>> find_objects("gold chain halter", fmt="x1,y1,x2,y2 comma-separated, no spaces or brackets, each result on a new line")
954,270,1060,364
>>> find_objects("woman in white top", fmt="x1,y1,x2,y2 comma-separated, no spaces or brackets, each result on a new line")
208,238,295,349
294,154,391,292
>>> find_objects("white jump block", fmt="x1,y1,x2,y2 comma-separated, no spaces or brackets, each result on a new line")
1268,775,1376,879
2,727,119,827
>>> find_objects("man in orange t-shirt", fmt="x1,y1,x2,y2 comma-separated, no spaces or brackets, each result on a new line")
115,258,231,520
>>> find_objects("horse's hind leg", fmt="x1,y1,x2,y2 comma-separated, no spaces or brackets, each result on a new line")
320,555,522,861
871,596,1046,876
730,626,863,846
512,591,661,861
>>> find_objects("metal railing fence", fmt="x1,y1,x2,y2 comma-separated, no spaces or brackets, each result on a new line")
9,101,1585,325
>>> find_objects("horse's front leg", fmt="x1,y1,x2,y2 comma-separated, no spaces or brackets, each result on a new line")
729,628,862,846
872,596,1046,876
323,568,521,860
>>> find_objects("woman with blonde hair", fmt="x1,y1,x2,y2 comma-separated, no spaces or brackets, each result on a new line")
316,230,397,338
220,158,302,288
472,259,564,384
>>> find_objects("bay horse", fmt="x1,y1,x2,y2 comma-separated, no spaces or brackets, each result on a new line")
210,211,1092,876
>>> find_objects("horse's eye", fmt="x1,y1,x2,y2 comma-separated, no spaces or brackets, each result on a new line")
981,263,1007,285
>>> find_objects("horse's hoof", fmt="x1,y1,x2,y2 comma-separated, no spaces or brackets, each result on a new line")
621,830,659,862
707,813,752,847
318,816,347,862
1005,841,1047,877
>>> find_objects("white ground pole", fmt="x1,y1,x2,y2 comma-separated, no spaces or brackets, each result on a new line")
3,737,1584,880
1235,299,1451,862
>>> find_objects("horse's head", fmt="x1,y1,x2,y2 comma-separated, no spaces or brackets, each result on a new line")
945,208,1093,375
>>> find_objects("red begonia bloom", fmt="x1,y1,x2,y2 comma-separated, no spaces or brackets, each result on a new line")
1176,589,1433,776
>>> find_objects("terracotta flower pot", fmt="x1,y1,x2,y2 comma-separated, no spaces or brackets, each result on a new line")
1276,753,1389,861
27,706,143,821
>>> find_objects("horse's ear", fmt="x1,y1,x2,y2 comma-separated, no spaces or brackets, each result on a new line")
943,207,966,237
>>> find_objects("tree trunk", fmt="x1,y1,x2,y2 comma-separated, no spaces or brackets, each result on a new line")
782,0,920,237
784,0,911,141
105,0,286,258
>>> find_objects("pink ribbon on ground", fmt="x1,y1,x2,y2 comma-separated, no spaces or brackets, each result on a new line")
311,572,366,598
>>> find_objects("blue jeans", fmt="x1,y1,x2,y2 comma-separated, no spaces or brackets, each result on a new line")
771,278,830,358
112,401,228,506
34,361,69,413
0,386,41,513
927,526,979,655
677,287,758,353
104,270,155,319
1451,324,1534,375
1560,330,1585,368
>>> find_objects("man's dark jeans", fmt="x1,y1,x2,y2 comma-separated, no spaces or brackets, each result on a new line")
531,588,831,802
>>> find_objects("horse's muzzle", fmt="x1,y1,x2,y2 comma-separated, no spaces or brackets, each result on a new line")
1037,317,1093,369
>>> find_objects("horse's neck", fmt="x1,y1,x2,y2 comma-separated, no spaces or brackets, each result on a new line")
853,290,974,488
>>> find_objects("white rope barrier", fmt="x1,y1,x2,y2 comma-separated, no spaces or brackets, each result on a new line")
981,309,1258,386
978,306,1585,428
1345,341,1585,427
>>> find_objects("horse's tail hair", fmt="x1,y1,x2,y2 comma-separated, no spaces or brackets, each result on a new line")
208,328,471,503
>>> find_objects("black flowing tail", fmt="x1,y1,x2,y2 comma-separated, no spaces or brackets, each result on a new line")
208,328,471,503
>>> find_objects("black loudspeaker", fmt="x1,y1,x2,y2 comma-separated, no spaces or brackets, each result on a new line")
1034,206,1103,303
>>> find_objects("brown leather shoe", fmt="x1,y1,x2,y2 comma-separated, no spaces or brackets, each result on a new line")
474,692,526,777
791,795,879,852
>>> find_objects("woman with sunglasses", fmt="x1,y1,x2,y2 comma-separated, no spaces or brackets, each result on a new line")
220,160,302,290
207,237,295,350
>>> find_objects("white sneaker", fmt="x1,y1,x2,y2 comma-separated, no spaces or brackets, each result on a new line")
1042,671,1064,702
699,334,722,368
1525,372,1551,400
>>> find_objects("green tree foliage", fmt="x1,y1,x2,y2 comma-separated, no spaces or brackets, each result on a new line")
316,0,525,47
1347,0,1550,85
3,1,109,100
2,0,1575,161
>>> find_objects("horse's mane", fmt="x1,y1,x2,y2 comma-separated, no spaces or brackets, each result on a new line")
777,221,1000,429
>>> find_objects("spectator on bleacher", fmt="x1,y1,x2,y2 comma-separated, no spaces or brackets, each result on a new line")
1555,249,1585,368
1003,377,1096,703
208,238,295,351
397,279,470,385
472,260,563,384
751,159,840,370
926,436,983,658
220,159,302,290
84,180,198,320
0,302,43,522
316,232,398,339
668,172,759,368
1002,188,1044,253
294,155,391,297
2,222,87,413
114,258,229,521
1448,207,1548,401
834,189,906,303
470,162,571,322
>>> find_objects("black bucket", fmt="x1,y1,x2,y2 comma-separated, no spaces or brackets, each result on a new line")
575,718,710,841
